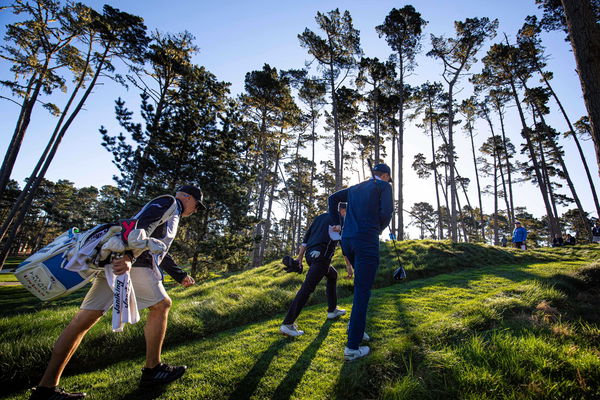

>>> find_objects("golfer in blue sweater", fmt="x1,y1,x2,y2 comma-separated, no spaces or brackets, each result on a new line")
328,163,393,360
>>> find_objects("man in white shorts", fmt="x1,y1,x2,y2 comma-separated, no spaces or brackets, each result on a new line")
30,185,205,400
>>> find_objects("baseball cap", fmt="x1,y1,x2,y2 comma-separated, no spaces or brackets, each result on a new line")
372,163,393,182
515,220,521,225
177,185,207,210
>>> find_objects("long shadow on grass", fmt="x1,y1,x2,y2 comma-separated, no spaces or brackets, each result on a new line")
333,291,418,400
227,337,291,400
270,320,334,400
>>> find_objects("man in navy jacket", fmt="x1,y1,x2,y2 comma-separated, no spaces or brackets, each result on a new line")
328,164,393,361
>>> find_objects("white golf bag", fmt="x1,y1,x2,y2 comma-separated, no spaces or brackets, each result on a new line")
14,224,121,301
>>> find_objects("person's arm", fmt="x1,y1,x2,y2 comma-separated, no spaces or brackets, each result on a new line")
159,253,193,286
344,256,354,279
296,244,307,270
328,189,349,226
379,182,394,232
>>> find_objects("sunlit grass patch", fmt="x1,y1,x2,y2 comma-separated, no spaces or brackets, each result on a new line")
0,273,18,282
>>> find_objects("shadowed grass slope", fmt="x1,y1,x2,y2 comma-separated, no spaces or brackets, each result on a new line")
3,258,599,399
0,243,597,394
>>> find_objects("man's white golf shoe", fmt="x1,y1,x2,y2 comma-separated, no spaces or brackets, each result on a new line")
327,308,346,319
280,323,304,337
344,345,370,361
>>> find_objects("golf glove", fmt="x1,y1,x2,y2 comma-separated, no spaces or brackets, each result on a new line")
100,236,126,260
309,250,321,258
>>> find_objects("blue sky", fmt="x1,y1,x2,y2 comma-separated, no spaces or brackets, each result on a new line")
1,0,598,235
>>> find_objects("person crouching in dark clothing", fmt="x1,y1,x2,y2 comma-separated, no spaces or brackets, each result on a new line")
280,203,353,337
552,234,564,247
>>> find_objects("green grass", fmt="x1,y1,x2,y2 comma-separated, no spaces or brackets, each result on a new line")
0,273,17,282
1,243,599,399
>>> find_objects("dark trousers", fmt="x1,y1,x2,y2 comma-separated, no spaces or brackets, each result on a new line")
282,257,338,325
341,237,379,350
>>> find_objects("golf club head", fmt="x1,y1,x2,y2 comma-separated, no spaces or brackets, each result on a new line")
393,266,407,281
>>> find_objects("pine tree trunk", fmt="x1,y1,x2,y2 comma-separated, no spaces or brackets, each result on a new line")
329,64,341,190
536,109,592,241
509,79,558,239
496,105,515,225
484,112,512,228
455,188,469,242
493,144,499,245
398,107,404,240
391,130,396,236
258,139,283,266
0,39,94,246
309,114,317,221
397,54,405,240
560,0,600,177
538,139,560,228
0,43,108,268
468,125,485,241
0,72,42,200
447,83,458,241
429,106,443,239
374,88,380,163
539,66,600,218
250,116,270,268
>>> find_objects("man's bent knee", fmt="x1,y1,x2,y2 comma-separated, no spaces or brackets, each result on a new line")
70,309,103,330
149,297,172,312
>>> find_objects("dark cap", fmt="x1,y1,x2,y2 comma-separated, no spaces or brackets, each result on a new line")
338,202,347,210
372,163,392,182
177,185,206,210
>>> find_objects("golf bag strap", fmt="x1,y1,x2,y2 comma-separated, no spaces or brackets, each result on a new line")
135,195,179,237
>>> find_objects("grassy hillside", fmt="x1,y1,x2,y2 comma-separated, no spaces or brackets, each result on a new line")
1,242,599,399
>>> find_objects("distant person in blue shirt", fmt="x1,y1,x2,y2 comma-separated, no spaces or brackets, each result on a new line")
280,203,353,337
328,163,393,361
512,221,528,249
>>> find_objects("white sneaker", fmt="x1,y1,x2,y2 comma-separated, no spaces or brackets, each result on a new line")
344,345,370,361
327,308,346,319
280,324,304,337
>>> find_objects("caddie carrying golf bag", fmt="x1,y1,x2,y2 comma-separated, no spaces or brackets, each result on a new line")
14,195,178,302
14,224,121,301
